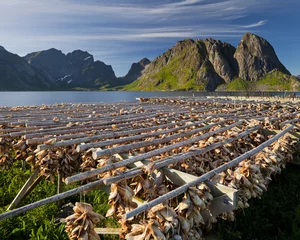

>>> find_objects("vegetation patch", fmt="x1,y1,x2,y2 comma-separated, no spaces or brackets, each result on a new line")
0,161,118,240
225,78,256,91
256,71,292,91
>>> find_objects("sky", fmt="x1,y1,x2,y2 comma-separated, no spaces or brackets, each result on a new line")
0,0,299,77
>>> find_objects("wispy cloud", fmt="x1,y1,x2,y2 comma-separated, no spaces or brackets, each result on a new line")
0,0,278,75
241,20,268,28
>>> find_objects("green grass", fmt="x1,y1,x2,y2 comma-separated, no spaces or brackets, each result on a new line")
225,78,255,91
0,161,118,240
256,71,292,91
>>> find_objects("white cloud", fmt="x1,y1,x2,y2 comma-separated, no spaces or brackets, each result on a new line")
241,20,268,28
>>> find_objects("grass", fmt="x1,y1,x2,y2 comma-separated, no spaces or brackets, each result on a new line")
0,161,118,240
225,78,255,91
256,71,292,91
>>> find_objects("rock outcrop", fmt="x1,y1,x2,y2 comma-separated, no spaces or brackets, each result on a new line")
127,33,294,91
0,47,55,90
24,49,118,88
234,33,290,81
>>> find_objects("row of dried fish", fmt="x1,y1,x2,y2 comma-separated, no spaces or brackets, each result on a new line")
94,125,298,240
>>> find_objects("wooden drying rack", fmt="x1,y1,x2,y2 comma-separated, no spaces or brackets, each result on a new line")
0,96,299,237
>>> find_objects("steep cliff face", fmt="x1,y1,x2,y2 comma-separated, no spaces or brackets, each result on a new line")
24,49,117,88
0,47,55,90
234,33,290,81
127,33,294,91
204,38,238,83
121,58,150,84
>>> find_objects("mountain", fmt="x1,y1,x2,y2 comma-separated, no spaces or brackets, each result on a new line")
296,75,300,80
126,33,297,91
0,46,56,90
24,49,118,88
234,33,290,81
121,58,150,85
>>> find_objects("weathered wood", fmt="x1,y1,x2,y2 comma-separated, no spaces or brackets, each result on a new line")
123,125,293,220
65,120,233,185
22,174,43,201
162,168,238,217
22,112,169,139
102,125,259,186
92,120,236,159
26,133,89,145
57,173,62,194
94,228,120,235
261,129,300,139
35,113,195,150
0,178,106,221
7,168,40,210
76,118,209,152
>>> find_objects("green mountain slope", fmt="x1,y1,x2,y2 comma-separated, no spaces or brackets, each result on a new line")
125,33,299,92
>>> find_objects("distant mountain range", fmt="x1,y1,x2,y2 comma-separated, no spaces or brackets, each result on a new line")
0,33,299,91
0,46,150,90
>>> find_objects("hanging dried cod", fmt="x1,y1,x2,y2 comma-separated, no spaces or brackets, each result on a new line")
65,202,104,240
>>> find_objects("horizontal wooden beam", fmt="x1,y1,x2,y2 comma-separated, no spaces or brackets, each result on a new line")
162,168,238,217
94,228,120,235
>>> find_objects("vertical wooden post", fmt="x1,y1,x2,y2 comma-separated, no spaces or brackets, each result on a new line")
57,173,63,207
57,173,62,194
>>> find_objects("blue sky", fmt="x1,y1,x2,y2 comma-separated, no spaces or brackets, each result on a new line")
1,0,299,76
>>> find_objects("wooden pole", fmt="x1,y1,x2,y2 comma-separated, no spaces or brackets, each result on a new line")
57,173,62,194
92,120,239,159
103,125,260,186
124,125,294,220
7,168,40,210
36,113,207,151
76,118,209,152
0,178,105,221
65,120,233,185
22,174,43,200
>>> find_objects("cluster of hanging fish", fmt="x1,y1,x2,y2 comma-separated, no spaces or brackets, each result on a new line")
8,137,82,182
93,123,298,240
219,135,297,216
65,202,104,240
0,137,14,170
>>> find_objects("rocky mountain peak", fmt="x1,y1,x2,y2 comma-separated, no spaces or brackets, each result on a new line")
24,48,118,88
0,46,6,51
138,58,151,67
122,58,151,85
127,32,293,91
234,32,290,81
66,50,94,64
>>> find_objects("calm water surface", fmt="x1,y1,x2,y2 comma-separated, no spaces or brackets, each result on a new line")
0,91,298,107
0,91,210,107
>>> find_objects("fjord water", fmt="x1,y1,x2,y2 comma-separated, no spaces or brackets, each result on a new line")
0,91,299,107
0,91,207,107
